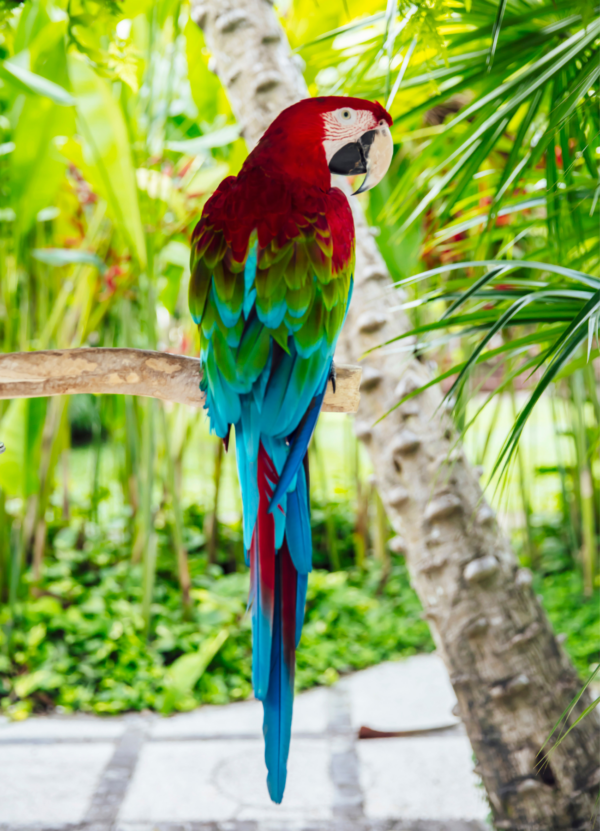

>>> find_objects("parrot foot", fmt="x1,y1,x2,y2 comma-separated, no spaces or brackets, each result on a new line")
329,361,337,394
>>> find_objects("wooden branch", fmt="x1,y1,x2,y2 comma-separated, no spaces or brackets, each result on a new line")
0,348,361,414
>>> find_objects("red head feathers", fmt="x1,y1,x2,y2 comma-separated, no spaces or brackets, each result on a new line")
246,96,393,191
197,96,393,262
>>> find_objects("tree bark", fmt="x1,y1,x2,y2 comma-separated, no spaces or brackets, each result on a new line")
0,348,360,413
193,1,600,829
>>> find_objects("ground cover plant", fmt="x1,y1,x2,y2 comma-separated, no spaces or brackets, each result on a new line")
0,493,433,719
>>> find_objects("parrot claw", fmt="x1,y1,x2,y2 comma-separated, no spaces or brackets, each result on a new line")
329,361,337,394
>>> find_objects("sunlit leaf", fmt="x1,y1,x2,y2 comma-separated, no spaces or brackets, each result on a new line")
1,59,75,105
32,248,106,273
0,398,47,499
165,125,241,154
69,56,147,269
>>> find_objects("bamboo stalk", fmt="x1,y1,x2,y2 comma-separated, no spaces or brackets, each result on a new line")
310,432,340,571
160,404,192,612
0,348,361,414
206,438,224,565
141,399,157,639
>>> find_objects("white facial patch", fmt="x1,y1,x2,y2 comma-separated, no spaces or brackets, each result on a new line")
321,108,378,164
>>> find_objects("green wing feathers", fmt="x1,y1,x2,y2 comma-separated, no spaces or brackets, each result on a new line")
189,207,354,394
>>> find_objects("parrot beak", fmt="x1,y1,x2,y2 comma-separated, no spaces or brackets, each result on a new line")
328,123,393,195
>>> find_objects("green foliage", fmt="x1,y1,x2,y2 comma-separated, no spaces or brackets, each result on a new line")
302,0,599,594
537,569,599,676
0,398,47,497
520,511,600,676
69,55,146,267
0,0,241,618
297,563,432,688
0,503,432,719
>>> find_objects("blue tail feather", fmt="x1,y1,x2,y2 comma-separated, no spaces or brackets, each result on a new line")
268,359,331,513
295,572,308,647
285,464,312,575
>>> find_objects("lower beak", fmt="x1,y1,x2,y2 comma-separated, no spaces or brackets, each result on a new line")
328,125,393,195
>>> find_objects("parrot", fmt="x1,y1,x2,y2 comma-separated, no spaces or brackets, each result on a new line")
189,96,393,803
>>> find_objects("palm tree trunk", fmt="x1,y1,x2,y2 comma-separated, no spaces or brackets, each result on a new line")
193,2,600,828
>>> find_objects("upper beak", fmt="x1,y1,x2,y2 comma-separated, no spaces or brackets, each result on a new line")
328,124,393,195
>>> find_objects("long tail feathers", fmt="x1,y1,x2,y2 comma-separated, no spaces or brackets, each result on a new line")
250,441,310,803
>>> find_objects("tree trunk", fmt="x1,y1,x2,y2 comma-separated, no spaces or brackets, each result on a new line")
193,2,600,828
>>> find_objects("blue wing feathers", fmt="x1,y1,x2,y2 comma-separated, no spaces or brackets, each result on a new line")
269,359,331,513
295,572,308,647
285,465,312,574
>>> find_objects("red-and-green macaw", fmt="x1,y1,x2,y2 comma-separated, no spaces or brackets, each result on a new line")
189,96,393,803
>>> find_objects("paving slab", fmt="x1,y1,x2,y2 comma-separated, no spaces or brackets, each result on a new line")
0,655,491,831
150,686,329,740
230,739,333,822
149,699,262,741
120,740,240,823
358,735,488,821
117,823,487,831
119,738,333,824
0,713,126,743
118,823,332,831
343,656,459,732
0,742,114,824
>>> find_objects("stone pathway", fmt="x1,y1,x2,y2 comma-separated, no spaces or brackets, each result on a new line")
0,655,489,831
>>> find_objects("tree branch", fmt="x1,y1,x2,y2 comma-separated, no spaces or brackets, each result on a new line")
0,348,361,413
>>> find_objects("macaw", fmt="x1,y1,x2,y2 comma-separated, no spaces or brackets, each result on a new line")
189,96,393,803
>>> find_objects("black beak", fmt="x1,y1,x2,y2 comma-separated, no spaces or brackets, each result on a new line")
328,130,378,178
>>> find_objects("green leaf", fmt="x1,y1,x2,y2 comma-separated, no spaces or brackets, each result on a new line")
1,59,75,106
32,248,106,273
184,16,226,124
294,12,385,51
486,0,508,70
0,398,47,499
166,125,241,155
14,669,62,699
10,94,74,236
160,629,229,714
397,261,600,292
69,56,147,269
440,267,528,320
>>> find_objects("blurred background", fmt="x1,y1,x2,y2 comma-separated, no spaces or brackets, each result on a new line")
0,0,598,726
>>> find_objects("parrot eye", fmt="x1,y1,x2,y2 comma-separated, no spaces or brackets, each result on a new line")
336,107,356,125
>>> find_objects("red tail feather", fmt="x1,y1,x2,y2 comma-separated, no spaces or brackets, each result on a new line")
250,443,278,699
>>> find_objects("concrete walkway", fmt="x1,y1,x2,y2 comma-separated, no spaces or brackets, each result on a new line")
0,655,489,831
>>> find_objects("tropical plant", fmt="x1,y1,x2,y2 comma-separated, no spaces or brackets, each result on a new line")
293,0,599,594
0,0,244,616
